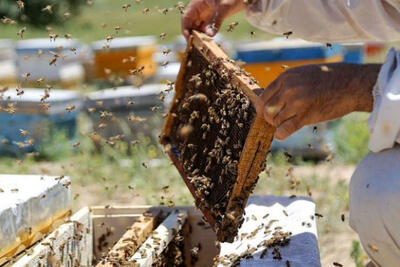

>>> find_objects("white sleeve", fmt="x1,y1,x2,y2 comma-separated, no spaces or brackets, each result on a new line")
246,0,400,43
368,48,400,152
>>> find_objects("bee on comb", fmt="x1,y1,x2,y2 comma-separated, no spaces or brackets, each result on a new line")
160,31,275,242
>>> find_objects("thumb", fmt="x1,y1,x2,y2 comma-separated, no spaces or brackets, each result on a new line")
275,117,302,141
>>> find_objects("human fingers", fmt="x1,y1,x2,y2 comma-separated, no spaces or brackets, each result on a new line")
181,0,217,40
275,116,302,140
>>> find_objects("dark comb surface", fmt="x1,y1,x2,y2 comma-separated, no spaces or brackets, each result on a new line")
167,47,256,230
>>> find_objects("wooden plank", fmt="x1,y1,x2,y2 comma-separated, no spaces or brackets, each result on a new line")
13,207,92,267
96,212,159,267
129,210,188,266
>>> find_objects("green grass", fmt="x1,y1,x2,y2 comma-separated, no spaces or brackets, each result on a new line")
0,0,272,43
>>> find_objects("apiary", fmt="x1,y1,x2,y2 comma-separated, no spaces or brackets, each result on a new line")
16,39,85,88
235,38,343,87
0,88,83,154
0,175,72,265
91,36,158,82
160,31,275,242
0,40,17,86
10,196,320,266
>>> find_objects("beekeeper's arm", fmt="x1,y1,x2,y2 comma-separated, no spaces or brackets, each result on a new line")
245,0,400,151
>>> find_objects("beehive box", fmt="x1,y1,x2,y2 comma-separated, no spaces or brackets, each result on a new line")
16,39,85,88
92,36,157,81
0,88,83,154
0,39,17,87
0,175,72,265
160,31,275,242
235,38,343,87
10,196,321,267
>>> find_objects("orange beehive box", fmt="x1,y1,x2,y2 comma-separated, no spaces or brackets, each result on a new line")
92,36,157,80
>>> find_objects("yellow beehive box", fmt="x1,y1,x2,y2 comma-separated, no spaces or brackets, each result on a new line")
92,36,157,80
235,38,343,87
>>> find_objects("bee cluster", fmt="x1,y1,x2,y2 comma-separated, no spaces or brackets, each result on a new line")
166,47,256,242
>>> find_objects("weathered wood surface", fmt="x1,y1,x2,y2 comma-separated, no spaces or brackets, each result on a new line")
13,207,93,267
128,210,188,266
96,212,160,267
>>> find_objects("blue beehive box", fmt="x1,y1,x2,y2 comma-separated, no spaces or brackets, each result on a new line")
0,88,83,154
342,43,365,64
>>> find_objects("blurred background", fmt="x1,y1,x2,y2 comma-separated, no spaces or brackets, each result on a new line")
0,0,391,265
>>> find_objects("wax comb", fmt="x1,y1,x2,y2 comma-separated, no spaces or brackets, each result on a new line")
160,31,275,242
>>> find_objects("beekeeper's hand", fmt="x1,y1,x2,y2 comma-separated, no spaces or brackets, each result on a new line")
182,0,245,40
261,63,380,140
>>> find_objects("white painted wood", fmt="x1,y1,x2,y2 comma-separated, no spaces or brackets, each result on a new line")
0,175,72,261
14,207,92,267
128,210,188,266
219,196,321,267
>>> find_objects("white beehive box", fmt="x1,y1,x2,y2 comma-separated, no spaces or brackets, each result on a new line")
0,175,72,263
16,38,85,88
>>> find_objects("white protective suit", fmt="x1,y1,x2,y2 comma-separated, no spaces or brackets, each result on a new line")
245,1,400,266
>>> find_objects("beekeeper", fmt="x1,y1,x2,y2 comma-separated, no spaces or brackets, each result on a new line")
182,1,400,266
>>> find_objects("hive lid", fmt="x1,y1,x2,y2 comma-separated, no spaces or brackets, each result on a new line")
91,36,156,51
0,88,83,114
16,38,80,53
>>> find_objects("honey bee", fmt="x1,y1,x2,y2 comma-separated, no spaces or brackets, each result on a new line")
17,27,26,38
64,12,71,19
49,33,58,42
368,244,379,252
64,33,72,39
16,0,24,11
142,8,150,14
159,32,167,40
160,61,169,67
227,21,239,32
42,5,53,13
283,31,293,38
66,105,76,112
122,4,131,11
333,262,343,267
162,48,171,55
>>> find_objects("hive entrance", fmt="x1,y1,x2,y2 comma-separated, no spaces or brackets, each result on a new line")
161,31,275,242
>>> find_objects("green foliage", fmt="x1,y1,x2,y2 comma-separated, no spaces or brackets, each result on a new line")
351,240,367,267
0,0,84,27
334,114,370,164
35,124,72,161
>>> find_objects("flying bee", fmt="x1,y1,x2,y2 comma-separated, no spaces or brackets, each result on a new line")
160,32,167,40
142,162,148,168
162,48,171,55
17,27,26,39
19,129,29,136
106,35,114,42
283,31,293,38
42,5,53,13
64,12,71,19
142,8,150,14
64,33,72,39
49,33,58,42
122,4,131,11
16,0,24,11
160,61,169,67
66,105,75,112
227,21,239,32
73,142,80,148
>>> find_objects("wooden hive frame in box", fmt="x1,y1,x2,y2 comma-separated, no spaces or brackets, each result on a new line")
161,31,275,242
